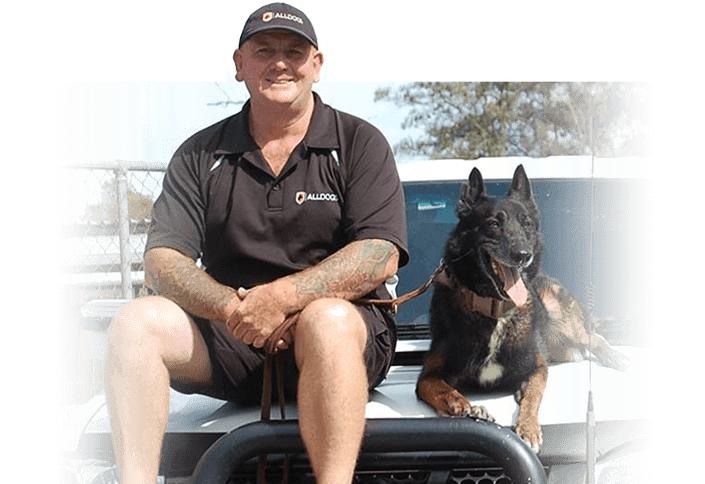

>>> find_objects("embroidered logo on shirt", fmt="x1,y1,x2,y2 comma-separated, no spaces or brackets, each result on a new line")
295,191,339,205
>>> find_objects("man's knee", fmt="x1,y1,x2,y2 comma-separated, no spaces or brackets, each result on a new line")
110,296,168,338
295,299,367,359
108,296,213,385
108,296,192,360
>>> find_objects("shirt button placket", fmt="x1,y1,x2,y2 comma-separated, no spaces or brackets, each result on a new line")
267,182,284,210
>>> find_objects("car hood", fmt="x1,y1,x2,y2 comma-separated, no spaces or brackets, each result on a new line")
62,346,652,451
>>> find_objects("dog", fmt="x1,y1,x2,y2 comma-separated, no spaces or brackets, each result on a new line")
416,164,628,452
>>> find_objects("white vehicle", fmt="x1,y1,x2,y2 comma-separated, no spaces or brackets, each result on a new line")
61,156,654,484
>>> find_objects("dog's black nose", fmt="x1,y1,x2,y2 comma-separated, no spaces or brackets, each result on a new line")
513,250,533,267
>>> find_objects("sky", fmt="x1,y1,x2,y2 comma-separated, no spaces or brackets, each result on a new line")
55,80,417,172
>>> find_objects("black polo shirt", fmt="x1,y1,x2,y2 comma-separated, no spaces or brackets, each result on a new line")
146,93,408,294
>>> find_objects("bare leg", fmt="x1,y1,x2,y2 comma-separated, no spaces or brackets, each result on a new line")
105,296,212,484
294,298,369,484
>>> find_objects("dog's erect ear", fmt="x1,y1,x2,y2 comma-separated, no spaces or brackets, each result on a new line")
458,167,487,215
466,168,487,203
508,164,534,203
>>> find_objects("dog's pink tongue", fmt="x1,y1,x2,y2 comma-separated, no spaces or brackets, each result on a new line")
506,276,528,306
504,267,528,306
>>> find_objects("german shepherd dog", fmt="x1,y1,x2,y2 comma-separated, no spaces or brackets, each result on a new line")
416,165,628,452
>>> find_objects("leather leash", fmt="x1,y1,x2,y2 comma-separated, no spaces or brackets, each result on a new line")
356,263,447,314
257,313,299,484
256,263,447,484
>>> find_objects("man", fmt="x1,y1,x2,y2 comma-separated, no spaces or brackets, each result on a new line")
105,3,408,484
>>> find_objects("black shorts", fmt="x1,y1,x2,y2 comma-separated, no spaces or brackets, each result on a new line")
170,303,397,405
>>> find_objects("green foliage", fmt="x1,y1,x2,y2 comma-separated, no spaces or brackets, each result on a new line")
375,82,652,159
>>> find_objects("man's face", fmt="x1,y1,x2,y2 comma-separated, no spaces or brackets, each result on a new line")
234,31,324,107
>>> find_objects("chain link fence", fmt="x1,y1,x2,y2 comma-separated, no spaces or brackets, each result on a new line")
61,161,166,403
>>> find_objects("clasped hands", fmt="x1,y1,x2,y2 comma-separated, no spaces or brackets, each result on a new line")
224,284,296,354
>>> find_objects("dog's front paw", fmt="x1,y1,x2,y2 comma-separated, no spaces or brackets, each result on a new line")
466,404,495,422
437,392,495,422
440,391,473,416
514,416,542,453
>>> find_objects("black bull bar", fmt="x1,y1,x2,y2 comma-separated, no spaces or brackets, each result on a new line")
191,417,547,484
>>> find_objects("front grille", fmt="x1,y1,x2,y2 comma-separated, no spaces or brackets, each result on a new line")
223,465,549,484
355,470,430,484
226,467,518,484
397,324,432,340
354,468,513,484
447,468,512,484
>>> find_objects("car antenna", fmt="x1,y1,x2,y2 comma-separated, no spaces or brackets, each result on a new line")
585,96,597,484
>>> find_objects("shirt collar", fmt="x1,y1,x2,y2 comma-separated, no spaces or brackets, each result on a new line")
214,92,339,156
214,101,257,156
303,92,340,150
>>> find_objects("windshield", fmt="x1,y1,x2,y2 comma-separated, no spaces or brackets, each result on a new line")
395,178,652,347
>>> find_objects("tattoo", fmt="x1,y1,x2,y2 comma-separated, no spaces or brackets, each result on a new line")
145,239,397,323
292,239,398,299
146,248,236,322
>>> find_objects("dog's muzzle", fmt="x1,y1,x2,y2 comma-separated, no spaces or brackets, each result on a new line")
513,250,534,269
488,250,534,300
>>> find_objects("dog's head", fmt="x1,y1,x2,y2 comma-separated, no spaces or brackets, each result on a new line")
445,164,543,300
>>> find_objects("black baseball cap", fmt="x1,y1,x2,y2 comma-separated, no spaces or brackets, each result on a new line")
238,3,318,49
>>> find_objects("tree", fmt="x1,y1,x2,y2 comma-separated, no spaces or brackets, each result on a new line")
375,82,652,159
83,177,153,224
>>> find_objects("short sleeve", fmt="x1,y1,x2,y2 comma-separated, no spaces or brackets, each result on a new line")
145,143,207,261
341,120,409,268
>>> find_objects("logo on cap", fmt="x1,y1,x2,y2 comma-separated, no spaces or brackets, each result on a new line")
239,4,317,48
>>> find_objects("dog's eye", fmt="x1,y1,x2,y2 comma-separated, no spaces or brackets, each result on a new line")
489,212,506,229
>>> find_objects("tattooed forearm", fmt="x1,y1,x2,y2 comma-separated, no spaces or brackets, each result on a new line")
291,239,399,300
145,247,238,322
145,240,397,324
